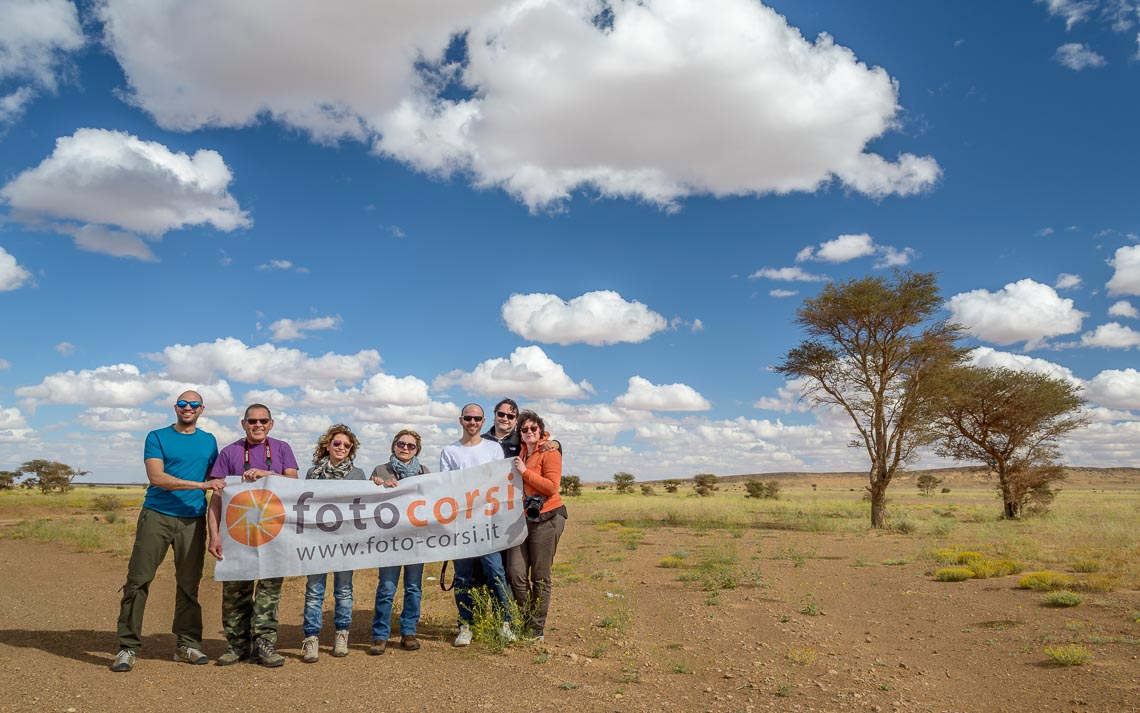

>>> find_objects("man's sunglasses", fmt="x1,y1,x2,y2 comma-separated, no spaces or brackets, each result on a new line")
495,411,517,420
461,415,484,422
245,418,271,425
175,400,202,409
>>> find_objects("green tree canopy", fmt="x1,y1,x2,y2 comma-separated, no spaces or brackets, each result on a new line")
18,460,89,494
612,472,636,494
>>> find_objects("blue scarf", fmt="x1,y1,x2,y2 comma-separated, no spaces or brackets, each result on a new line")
389,454,422,480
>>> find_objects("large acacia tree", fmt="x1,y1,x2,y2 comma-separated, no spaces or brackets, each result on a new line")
922,365,1087,519
774,271,964,528
18,459,89,494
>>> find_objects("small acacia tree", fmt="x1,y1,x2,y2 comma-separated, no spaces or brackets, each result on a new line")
922,365,1087,519
19,460,89,494
613,472,636,494
693,473,718,496
0,471,17,490
560,475,582,497
916,474,942,496
663,479,681,493
774,271,964,528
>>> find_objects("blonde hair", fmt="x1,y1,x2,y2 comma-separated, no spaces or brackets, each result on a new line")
390,429,422,456
313,424,361,464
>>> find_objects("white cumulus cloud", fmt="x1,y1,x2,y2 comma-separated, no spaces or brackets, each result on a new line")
0,246,32,290
501,290,667,346
267,315,342,342
1080,322,1140,349
770,289,798,298
433,346,592,399
946,279,1086,348
613,376,711,411
99,0,938,211
147,338,381,389
0,0,84,124
1106,245,1140,296
0,128,250,259
795,232,917,268
1054,42,1107,70
1084,368,1140,410
1054,273,1082,290
1038,0,1097,30
968,347,1081,384
1108,300,1139,318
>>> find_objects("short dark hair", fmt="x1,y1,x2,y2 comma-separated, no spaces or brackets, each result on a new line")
244,403,272,420
516,410,545,434
493,398,519,415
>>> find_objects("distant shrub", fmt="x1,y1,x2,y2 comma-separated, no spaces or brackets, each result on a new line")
888,516,917,534
693,473,718,497
989,559,1026,576
745,480,781,499
663,479,681,494
1070,559,1101,573
658,556,685,569
1019,571,1073,591
560,475,582,497
91,494,123,512
1045,644,1092,666
103,511,119,524
940,487,951,494
613,472,636,494
934,567,974,582
1042,590,1085,608
786,647,818,665
916,474,942,496
1072,575,1119,593
640,484,656,496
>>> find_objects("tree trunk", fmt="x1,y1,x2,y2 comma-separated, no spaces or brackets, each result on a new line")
869,478,889,528
1003,499,1020,520
996,464,1020,519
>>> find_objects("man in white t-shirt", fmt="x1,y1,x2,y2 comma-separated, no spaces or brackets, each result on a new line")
439,403,516,646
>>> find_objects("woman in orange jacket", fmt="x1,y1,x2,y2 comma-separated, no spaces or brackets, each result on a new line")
505,410,567,641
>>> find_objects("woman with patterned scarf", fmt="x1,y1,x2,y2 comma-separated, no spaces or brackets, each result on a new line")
300,424,366,663
368,429,430,654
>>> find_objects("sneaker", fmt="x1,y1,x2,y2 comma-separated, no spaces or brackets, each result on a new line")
173,645,209,665
215,646,248,666
253,637,285,668
368,639,387,655
332,629,349,657
109,649,136,672
453,623,472,647
500,621,517,643
401,634,420,651
301,635,319,664
526,630,545,643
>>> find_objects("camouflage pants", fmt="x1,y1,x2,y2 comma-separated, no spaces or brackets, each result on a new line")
221,578,283,651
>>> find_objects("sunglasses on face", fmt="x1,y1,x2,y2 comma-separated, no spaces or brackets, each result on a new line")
495,411,517,420
330,440,351,448
519,425,541,434
394,441,417,450
175,400,202,409
245,418,271,425
461,415,484,422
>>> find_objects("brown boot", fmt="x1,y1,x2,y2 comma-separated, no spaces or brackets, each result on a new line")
401,635,420,651
369,639,387,655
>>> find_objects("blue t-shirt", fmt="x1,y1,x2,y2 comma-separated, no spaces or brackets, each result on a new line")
142,425,219,517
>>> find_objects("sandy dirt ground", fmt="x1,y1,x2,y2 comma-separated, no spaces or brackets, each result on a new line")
1,514,1138,713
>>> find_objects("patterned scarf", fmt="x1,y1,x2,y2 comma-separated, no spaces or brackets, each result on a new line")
388,454,422,480
309,455,354,480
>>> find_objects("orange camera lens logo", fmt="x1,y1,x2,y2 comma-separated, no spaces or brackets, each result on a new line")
225,490,286,547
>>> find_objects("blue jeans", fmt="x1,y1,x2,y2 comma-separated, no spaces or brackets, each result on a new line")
372,563,424,640
453,552,513,625
303,571,354,638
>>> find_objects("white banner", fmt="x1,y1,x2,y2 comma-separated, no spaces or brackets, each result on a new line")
213,459,526,581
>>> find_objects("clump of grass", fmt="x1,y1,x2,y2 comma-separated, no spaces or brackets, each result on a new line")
103,511,120,524
928,519,956,537
658,556,685,569
466,587,522,653
786,647,818,665
799,594,820,616
887,515,918,534
91,494,123,512
533,652,551,664
618,526,644,551
882,558,909,566
934,567,975,582
558,682,579,690
590,643,609,658
1070,559,1101,573
1071,575,1119,593
705,591,721,606
1044,643,1092,666
989,559,1026,576
1042,590,1085,608
1019,571,1074,591
670,549,690,560
671,663,691,674
551,562,575,576
775,684,792,697
1130,610,1140,624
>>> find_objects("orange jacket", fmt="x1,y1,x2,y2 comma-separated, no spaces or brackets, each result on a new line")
519,434,564,514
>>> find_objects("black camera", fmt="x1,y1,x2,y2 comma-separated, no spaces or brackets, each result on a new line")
523,494,546,522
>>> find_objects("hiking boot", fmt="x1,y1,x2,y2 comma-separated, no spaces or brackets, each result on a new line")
332,629,349,657
401,634,420,651
253,637,285,668
301,635,319,664
110,649,136,672
368,639,387,655
173,645,209,665
500,621,517,643
453,623,472,647
215,646,248,666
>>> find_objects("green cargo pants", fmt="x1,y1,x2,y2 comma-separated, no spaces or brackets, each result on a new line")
221,578,283,652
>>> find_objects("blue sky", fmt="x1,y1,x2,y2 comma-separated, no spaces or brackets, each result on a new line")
1,0,1138,482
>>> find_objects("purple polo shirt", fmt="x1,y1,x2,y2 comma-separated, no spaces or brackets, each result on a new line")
209,436,299,478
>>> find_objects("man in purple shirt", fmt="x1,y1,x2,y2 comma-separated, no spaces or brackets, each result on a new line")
207,403,298,667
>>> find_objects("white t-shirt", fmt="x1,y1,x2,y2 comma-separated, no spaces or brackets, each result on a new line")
439,438,507,472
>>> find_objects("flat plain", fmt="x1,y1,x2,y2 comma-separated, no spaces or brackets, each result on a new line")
1,470,1137,712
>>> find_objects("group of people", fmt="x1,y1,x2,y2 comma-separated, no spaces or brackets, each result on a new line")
110,391,567,672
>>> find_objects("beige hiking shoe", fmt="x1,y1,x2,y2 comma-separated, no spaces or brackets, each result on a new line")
301,635,319,663
332,629,349,657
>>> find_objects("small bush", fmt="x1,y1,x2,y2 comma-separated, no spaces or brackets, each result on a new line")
1042,590,1085,608
955,551,986,565
640,484,656,496
663,479,681,493
990,559,1026,576
940,487,951,494
104,511,119,524
888,516,918,534
1019,571,1073,591
1072,575,1119,593
1045,643,1092,666
1070,559,1101,573
786,647,818,665
966,560,999,579
91,494,123,512
658,556,685,569
934,567,975,582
